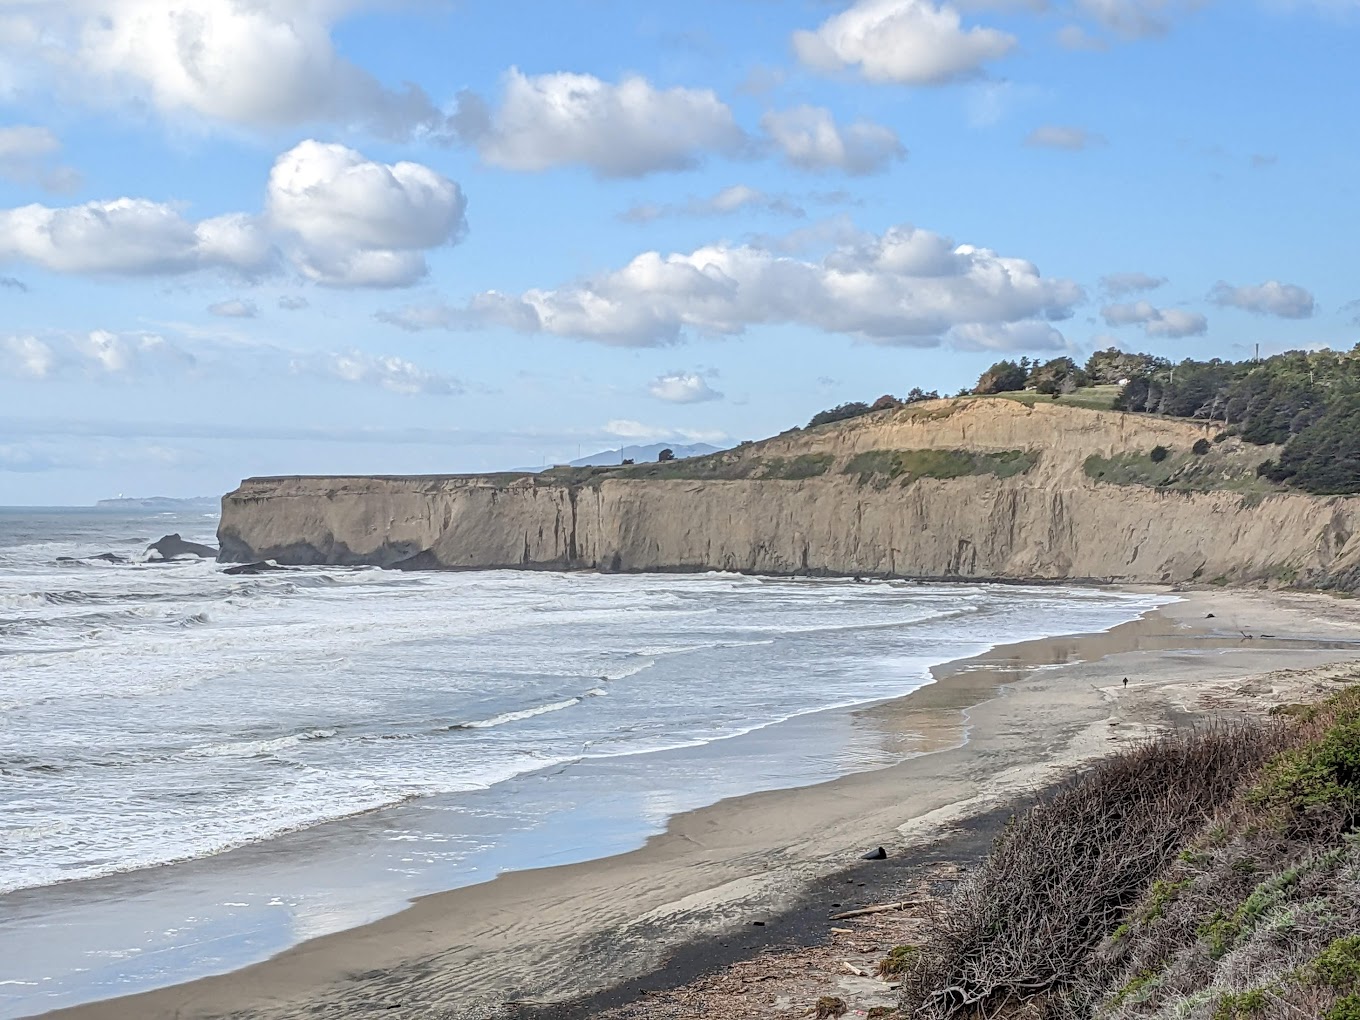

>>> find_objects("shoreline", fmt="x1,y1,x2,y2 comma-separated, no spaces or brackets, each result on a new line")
32,586,1360,1020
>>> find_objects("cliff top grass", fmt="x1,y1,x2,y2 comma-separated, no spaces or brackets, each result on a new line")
981,384,1125,411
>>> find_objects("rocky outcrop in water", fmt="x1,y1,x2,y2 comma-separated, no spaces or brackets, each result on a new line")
148,534,219,561
216,399,1360,590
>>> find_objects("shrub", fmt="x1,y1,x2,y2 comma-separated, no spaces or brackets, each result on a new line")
1150,445,1170,463
1248,694,1360,828
878,945,918,977
1193,438,1212,455
807,401,873,428
1328,994,1360,1020
972,360,1029,395
898,724,1282,1019
872,394,903,411
657,448,675,463
1311,936,1360,990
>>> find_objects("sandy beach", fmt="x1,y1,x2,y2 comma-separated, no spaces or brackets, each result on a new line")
35,586,1360,1020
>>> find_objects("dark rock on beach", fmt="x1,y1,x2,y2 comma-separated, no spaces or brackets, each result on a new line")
56,552,127,564
147,534,218,561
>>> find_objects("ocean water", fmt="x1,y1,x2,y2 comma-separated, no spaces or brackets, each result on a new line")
0,507,1170,1015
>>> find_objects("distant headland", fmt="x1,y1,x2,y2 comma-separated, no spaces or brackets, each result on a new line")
95,496,220,511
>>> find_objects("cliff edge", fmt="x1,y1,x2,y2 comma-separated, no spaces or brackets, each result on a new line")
218,398,1360,588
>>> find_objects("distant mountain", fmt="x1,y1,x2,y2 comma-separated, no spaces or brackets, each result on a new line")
567,442,725,467
95,496,220,511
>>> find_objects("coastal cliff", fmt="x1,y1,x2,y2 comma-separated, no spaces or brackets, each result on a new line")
218,398,1360,588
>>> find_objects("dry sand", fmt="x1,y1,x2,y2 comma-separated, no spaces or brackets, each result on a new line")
38,587,1360,1020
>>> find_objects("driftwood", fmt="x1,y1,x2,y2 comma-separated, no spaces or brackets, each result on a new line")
840,962,869,977
829,900,922,920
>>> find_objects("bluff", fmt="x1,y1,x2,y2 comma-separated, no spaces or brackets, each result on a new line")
217,398,1360,589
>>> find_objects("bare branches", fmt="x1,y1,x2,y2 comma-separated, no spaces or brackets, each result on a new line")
898,722,1288,1019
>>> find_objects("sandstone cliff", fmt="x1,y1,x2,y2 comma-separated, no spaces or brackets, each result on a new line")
218,398,1360,588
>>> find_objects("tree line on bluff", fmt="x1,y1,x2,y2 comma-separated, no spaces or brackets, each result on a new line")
806,346,1360,496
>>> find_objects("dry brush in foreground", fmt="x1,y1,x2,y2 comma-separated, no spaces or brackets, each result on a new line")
898,686,1360,1020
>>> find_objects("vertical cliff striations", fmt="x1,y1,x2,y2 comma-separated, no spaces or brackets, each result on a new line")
218,399,1360,589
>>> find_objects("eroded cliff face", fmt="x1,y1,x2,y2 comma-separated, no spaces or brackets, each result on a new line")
218,399,1360,588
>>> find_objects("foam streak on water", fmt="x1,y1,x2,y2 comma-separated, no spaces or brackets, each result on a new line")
0,508,1167,898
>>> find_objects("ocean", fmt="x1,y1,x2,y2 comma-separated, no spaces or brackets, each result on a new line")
0,507,1170,1016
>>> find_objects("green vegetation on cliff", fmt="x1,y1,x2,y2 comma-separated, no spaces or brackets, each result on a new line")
899,683,1360,1020
844,449,1037,488
968,347,1360,495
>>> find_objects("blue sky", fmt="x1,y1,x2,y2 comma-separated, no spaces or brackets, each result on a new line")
1,0,1357,505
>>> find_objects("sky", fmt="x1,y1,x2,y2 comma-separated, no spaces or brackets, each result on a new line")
0,0,1357,505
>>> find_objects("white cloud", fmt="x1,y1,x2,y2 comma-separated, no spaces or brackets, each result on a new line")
0,326,463,396
267,140,467,288
290,350,461,396
648,371,724,403
0,329,195,379
761,106,905,175
1209,280,1315,319
1100,271,1167,295
793,0,1016,86
621,185,805,224
208,298,258,318
0,199,273,276
0,125,81,192
0,335,57,378
604,419,728,444
947,320,1069,350
277,294,310,310
1024,124,1107,150
1101,300,1208,337
0,140,464,287
0,0,439,136
456,68,746,177
379,223,1084,349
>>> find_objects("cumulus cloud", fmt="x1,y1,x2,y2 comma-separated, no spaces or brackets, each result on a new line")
793,0,1016,85
266,140,467,287
1100,271,1167,296
621,185,805,224
1024,125,1107,150
378,223,1084,349
0,199,272,276
0,0,440,137
208,298,258,318
0,125,81,192
0,328,462,396
1209,280,1315,319
762,106,905,175
453,68,746,177
1101,300,1208,337
648,371,724,403
1,329,196,380
0,140,464,287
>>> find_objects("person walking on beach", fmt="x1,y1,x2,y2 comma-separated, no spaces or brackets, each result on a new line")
1123,677,1128,689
